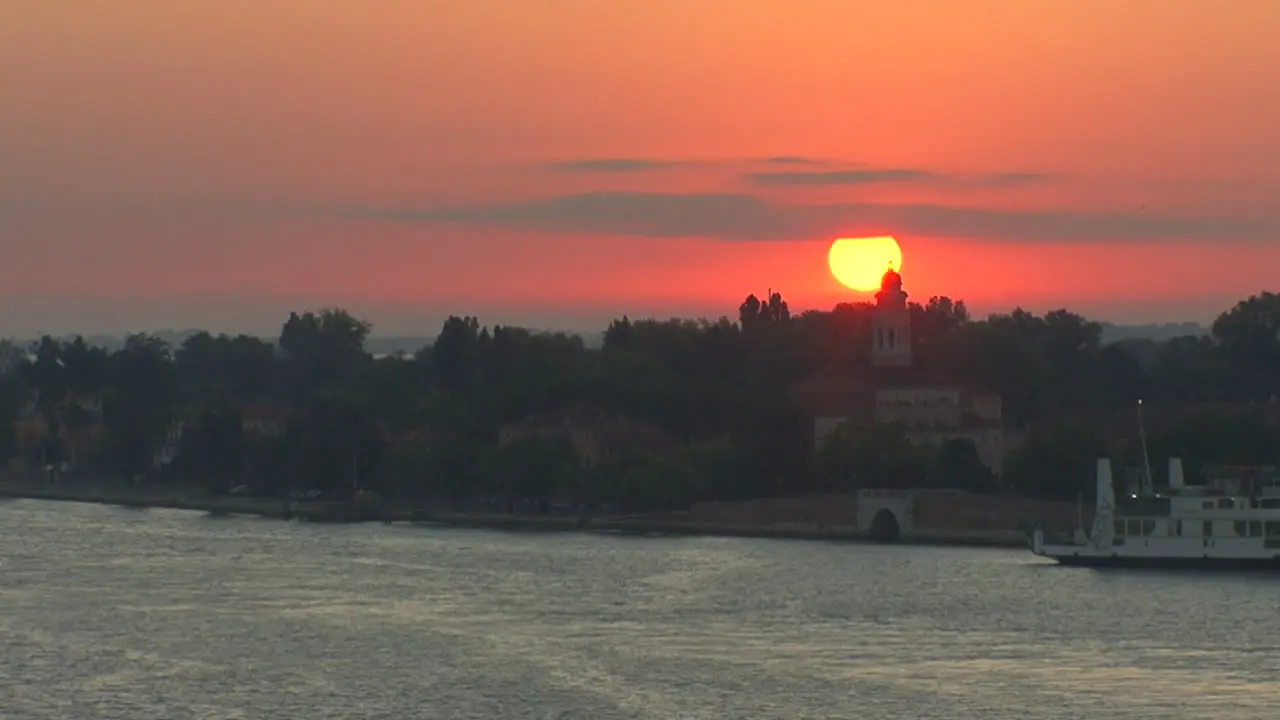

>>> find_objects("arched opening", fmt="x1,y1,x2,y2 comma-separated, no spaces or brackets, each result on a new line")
869,509,901,543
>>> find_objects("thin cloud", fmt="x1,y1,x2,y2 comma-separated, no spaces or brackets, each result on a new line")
548,155,833,173
397,192,781,240
757,156,827,166
355,191,1279,244
746,169,1051,188
979,172,1052,186
543,156,1048,190
547,159,690,173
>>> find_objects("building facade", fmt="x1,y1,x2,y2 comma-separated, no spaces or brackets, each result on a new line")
241,404,291,438
796,268,1006,474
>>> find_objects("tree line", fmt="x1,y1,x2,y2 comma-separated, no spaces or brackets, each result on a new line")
1,290,1278,512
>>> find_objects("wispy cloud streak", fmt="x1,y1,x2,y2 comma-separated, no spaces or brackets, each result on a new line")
351,191,1276,244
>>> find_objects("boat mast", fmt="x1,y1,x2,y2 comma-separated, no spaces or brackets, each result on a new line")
1137,399,1153,495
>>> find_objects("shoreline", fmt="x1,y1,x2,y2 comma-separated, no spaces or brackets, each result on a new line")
0,484,1030,549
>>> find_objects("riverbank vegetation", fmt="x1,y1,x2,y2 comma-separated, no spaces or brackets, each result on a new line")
2,291,1279,510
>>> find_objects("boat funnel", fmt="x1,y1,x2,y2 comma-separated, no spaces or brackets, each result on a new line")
1089,458,1116,550
1096,458,1115,509
1169,457,1185,490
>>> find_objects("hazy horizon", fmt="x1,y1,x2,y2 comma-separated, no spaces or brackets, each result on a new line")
5,2,1277,334
0,290,1225,340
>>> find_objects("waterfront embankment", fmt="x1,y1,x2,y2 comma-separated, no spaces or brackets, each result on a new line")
0,482,1029,548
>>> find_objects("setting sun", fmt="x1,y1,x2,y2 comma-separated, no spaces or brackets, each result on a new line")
828,237,904,292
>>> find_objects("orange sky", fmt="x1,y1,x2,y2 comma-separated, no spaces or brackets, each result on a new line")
3,1,1279,335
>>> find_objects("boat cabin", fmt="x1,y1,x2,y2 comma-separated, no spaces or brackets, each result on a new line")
1110,462,1280,547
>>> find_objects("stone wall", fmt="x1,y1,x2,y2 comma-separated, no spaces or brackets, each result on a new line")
912,490,1091,534
687,490,1089,534
688,494,858,527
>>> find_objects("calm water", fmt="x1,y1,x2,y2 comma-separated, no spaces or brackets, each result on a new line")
3,500,1279,719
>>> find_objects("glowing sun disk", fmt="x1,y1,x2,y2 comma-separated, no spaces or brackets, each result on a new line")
828,236,903,292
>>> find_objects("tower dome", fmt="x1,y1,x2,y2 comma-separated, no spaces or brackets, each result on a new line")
880,266,902,293
875,264,908,310
871,265,911,367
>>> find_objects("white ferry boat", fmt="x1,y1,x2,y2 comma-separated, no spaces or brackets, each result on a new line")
1031,457,1280,569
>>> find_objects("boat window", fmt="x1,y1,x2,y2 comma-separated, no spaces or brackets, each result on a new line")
1267,521,1280,537
1167,520,1177,537
1262,498,1280,509
1114,519,1125,536
1127,519,1142,536
1250,521,1264,537
1176,520,1184,537
1218,498,1235,509
1141,519,1155,535
1203,521,1213,537
1202,501,1214,510
1234,521,1247,537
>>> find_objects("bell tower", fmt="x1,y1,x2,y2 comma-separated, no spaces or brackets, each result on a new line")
871,265,912,367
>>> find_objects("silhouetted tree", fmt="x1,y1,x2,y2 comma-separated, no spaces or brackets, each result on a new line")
176,332,276,404
280,396,383,497
1,288,1277,510
935,438,998,494
103,334,177,477
817,422,933,491
1004,425,1114,502
1212,292,1280,400
176,407,245,491
278,309,372,401
431,315,483,394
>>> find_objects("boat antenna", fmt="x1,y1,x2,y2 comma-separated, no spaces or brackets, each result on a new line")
1137,398,1153,495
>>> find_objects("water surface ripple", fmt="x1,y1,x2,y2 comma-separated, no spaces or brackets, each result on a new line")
2,500,1278,719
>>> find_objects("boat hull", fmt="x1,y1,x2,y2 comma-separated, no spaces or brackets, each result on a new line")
1041,552,1280,570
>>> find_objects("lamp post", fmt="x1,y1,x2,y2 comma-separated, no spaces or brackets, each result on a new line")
1137,399,1153,495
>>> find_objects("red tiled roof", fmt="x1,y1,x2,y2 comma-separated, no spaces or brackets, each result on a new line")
242,404,292,422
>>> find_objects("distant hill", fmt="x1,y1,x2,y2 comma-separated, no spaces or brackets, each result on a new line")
16,330,203,352
1097,322,1208,345
7,330,608,355
363,332,606,356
